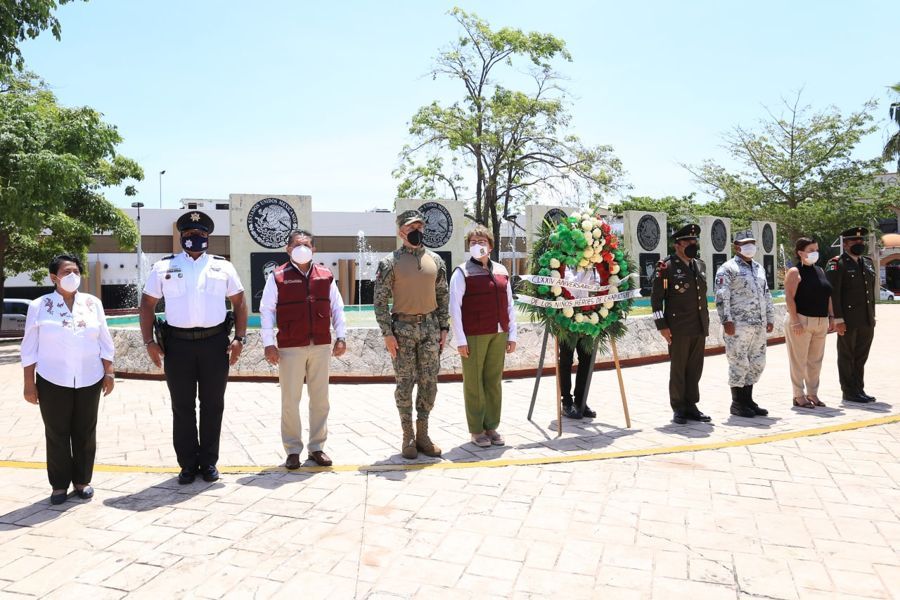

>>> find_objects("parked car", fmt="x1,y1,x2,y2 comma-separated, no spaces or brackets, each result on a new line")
881,287,896,301
1,299,30,336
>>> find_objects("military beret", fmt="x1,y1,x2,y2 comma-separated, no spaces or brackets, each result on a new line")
672,223,700,241
840,226,868,239
176,210,214,234
396,209,425,228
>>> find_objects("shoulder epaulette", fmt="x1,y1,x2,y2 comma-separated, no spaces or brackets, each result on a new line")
162,254,176,260
211,255,226,260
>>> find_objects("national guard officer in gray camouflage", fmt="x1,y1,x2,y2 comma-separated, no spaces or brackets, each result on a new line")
826,226,877,403
374,209,450,459
715,230,774,418
651,224,711,425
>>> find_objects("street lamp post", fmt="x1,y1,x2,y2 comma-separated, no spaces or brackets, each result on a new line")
159,170,166,208
131,202,145,306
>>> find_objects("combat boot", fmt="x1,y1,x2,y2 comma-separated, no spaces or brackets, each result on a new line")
744,385,768,416
400,417,417,459
415,419,442,457
730,387,755,417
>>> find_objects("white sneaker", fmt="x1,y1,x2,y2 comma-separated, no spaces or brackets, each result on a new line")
471,432,491,448
485,429,505,446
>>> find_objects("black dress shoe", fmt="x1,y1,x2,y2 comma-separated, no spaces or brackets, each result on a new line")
581,405,597,418
178,468,196,485
860,391,876,401
685,407,712,422
843,393,873,403
749,403,769,416
672,412,688,425
50,491,67,505
201,465,220,482
75,485,94,500
562,404,583,419
285,454,301,470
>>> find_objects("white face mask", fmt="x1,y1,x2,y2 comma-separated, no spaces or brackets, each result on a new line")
802,251,819,265
58,272,81,293
739,243,757,258
469,244,489,260
291,245,313,264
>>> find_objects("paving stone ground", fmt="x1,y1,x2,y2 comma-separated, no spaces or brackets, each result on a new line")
0,305,898,598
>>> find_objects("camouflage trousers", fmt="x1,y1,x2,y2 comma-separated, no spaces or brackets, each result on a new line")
724,324,767,387
391,313,441,420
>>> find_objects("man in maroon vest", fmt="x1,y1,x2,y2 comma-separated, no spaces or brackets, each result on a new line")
260,230,346,468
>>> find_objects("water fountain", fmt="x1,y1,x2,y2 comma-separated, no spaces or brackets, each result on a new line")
355,230,379,307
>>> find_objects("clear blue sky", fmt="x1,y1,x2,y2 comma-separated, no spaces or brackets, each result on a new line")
19,0,899,211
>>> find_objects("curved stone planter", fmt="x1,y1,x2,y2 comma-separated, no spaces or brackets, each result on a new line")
112,306,788,382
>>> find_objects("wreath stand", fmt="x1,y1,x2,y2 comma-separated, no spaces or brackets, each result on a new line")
527,327,632,436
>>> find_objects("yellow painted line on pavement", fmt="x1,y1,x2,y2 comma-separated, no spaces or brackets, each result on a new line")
2,413,899,475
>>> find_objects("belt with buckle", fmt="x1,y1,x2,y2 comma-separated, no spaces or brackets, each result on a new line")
392,312,433,324
167,323,228,341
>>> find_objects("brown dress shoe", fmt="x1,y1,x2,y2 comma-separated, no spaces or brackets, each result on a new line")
309,451,333,467
285,454,301,470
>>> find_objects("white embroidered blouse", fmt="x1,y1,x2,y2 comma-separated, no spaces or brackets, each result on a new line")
20,292,115,388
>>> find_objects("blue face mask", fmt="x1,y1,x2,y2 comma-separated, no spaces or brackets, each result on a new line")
181,233,208,252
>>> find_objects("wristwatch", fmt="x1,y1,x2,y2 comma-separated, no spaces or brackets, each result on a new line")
336,337,346,344
233,335,245,344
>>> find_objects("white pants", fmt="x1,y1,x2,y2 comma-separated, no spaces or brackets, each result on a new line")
279,344,331,454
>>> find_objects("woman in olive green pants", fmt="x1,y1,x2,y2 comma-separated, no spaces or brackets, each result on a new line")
449,226,517,448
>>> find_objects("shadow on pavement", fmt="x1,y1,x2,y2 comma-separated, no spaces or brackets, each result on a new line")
516,425,639,452
789,406,846,418
721,415,784,428
0,497,79,526
840,401,892,413
655,422,715,438
103,479,225,511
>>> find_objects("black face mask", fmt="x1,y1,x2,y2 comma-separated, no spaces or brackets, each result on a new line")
181,233,208,253
684,244,699,258
849,243,865,256
406,229,424,247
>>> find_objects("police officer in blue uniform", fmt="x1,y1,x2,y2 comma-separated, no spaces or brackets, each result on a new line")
826,226,878,403
139,211,248,484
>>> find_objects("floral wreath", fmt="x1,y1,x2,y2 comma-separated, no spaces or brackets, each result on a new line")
519,210,638,350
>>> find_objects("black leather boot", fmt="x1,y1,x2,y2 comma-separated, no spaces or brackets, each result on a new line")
730,387,755,417
745,385,768,416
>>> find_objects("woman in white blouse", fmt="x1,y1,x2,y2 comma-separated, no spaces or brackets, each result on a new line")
21,255,115,505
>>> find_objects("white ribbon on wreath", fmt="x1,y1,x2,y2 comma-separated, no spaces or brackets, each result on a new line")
515,288,642,308
519,272,639,292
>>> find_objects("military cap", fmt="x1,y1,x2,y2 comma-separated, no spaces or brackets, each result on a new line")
840,226,868,240
397,209,425,228
672,223,700,241
176,210,215,234
733,229,755,243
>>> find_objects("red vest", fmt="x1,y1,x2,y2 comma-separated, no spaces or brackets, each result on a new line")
274,262,333,348
457,259,511,337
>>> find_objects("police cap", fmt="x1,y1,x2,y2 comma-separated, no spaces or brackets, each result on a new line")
397,209,425,228
840,226,868,240
176,211,214,234
672,223,700,241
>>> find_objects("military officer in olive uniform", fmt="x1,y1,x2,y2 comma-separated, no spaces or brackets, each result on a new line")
826,227,877,403
140,211,248,485
651,224,711,425
374,209,450,459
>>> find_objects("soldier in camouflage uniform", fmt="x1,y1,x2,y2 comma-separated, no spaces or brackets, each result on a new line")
715,230,775,418
826,226,878,403
374,209,450,459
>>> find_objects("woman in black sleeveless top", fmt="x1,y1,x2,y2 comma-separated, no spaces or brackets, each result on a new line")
783,238,833,408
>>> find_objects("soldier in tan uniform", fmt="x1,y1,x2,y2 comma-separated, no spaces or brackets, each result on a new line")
374,210,450,459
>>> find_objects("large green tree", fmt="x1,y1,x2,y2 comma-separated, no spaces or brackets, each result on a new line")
883,82,900,171
0,0,83,78
0,73,141,321
395,7,622,255
686,93,898,251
